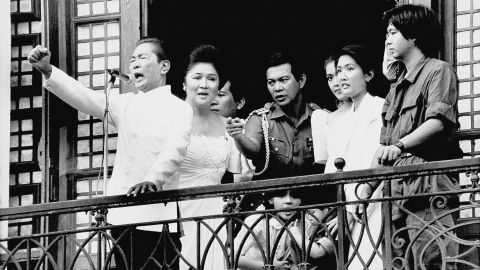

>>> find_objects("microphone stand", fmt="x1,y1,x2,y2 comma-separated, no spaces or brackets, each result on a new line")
90,71,116,269
103,73,115,199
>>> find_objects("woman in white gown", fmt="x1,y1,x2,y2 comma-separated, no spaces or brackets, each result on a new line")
313,45,385,269
177,45,240,270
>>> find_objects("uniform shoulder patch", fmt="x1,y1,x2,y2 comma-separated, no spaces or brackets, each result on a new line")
249,107,269,116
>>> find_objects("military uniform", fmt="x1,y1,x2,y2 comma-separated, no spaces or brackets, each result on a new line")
245,101,320,180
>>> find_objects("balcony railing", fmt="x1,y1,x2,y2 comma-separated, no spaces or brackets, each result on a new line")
0,157,479,270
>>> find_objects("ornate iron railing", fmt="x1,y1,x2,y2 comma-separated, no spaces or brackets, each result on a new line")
0,157,479,270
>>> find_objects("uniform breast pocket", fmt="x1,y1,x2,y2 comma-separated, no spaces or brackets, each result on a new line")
268,137,289,158
399,100,420,137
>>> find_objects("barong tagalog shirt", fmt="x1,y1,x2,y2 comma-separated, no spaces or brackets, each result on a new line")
44,66,193,232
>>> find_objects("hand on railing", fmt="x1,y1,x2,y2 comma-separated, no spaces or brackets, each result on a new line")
326,211,354,237
126,181,159,197
351,183,374,223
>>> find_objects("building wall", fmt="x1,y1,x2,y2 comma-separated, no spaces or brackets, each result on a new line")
0,0,12,244
8,0,45,244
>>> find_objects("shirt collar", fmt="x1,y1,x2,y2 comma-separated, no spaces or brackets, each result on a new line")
139,85,171,96
270,217,285,230
349,92,373,113
403,57,431,83
270,102,314,121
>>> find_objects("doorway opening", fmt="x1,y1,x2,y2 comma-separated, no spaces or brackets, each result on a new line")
146,0,396,111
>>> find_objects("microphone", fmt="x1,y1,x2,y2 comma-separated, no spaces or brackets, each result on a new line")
107,69,135,85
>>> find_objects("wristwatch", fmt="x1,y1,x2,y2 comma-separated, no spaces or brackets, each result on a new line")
393,141,405,153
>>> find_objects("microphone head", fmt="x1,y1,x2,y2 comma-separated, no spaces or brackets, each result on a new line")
106,69,134,85
107,69,119,76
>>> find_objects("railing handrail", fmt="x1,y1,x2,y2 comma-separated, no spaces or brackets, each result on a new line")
0,157,478,221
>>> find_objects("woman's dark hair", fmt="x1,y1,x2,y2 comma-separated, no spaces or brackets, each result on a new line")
334,44,389,98
334,44,374,75
383,4,441,58
324,54,336,71
186,44,225,86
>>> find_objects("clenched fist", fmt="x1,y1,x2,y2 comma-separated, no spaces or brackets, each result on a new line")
28,45,52,79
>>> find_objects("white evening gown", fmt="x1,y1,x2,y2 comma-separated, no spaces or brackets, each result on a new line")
178,134,239,270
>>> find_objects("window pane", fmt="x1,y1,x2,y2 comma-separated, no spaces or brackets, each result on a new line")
10,135,19,148
457,47,471,62
77,156,90,169
459,82,471,96
92,24,105,38
457,65,471,79
21,119,33,131
474,46,480,61
107,22,119,37
77,123,90,137
19,0,32,12
107,55,119,69
77,140,90,153
475,97,480,111
459,115,471,129
21,149,33,162
92,122,103,135
21,134,33,147
77,25,91,40
32,171,41,183
457,0,470,12
18,172,30,184
107,0,119,13
10,120,19,132
474,63,480,77
457,14,471,29
32,96,42,108
11,61,18,73
107,39,119,53
78,42,90,56
474,12,480,27
92,57,105,71
474,80,480,94
21,194,33,206
474,29,480,43
92,41,105,55
22,60,32,72
459,139,471,154
78,58,91,73
10,151,18,162
92,73,105,87
474,114,480,128
17,22,29,35
92,1,105,15
20,74,32,86
77,3,90,16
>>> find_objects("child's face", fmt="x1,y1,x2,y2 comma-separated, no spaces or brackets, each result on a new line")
269,190,302,222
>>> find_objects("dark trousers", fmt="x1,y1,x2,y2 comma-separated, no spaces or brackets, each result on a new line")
109,228,181,270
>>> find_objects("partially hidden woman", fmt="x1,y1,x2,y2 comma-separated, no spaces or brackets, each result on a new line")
315,45,385,270
177,45,241,270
